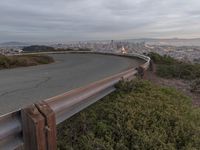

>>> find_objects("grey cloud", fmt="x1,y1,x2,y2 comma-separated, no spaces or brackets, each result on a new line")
0,0,200,42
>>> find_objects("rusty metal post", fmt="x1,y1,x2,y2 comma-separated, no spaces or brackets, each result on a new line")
21,105,47,150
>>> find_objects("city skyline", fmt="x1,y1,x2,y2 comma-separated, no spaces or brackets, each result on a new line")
0,0,200,42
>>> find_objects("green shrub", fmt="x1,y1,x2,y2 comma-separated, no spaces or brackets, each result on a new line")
156,63,200,80
0,55,10,68
148,52,177,65
191,79,200,93
57,79,200,150
0,54,54,69
148,52,200,80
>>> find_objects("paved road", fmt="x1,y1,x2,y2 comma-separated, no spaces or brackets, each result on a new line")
0,53,143,115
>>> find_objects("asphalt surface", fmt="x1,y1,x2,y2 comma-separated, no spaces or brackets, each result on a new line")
0,53,143,115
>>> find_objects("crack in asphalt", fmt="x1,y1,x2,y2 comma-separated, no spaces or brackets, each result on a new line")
0,77,51,97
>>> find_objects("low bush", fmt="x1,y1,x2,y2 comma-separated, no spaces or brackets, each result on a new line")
191,79,200,93
0,54,54,69
149,52,200,80
148,52,177,65
156,63,200,80
57,79,200,150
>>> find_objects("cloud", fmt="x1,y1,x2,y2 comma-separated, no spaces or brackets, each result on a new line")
0,0,200,42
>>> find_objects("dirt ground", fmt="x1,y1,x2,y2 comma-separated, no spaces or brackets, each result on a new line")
144,70,200,107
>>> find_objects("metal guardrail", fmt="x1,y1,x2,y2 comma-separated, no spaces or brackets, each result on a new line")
47,68,138,124
0,52,150,150
0,111,22,150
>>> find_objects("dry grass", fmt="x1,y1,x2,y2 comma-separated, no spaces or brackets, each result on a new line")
0,54,54,69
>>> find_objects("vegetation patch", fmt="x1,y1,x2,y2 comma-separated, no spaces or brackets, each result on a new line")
56,48,91,52
191,79,200,94
22,45,91,52
0,54,54,69
22,45,55,52
148,52,200,80
57,79,200,150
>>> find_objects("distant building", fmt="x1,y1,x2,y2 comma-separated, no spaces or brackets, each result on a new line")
0,48,23,55
121,46,127,54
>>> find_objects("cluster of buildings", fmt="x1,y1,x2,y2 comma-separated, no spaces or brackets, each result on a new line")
53,41,200,63
0,48,23,55
53,41,147,54
142,45,200,63
0,40,199,63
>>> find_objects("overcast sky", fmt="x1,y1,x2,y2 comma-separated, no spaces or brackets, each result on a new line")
0,0,200,42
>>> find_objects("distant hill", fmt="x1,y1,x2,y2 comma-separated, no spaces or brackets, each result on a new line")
0,41,31,48
22,45,55,52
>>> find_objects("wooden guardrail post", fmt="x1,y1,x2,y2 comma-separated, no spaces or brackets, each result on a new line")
149,60,156,73
137,66,146,78
35,101,57,150
21,105,47,150
21,102,57,150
